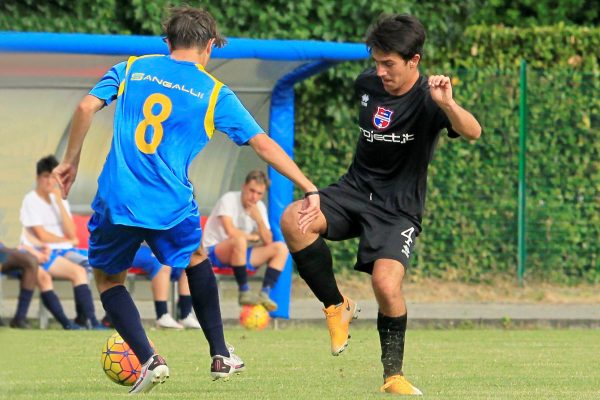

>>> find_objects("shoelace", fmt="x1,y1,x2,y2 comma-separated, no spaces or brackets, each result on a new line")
219,344,244,368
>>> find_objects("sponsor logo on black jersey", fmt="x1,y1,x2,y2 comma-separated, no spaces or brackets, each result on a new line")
372,106,394,130
361,93,369,107
360,127,415,144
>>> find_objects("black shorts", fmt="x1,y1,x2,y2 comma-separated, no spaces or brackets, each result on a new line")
319,181,421,274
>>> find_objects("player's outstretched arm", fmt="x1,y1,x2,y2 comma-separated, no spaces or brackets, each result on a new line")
53,95,104,198
248,133,320,233
428,75,481,140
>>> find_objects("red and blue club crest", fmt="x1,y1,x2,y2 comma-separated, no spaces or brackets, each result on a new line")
372,106,394,130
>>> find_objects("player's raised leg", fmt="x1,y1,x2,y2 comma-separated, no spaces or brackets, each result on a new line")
372,259,421,395
281,200,360,356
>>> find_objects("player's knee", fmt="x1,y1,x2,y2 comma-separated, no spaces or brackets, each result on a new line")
74,265,88,282
19,252,38,272
281,201,302,235
37,270,52,289
372,273,402,298
273,241,289,256
232,235,248,250
20,255,39,287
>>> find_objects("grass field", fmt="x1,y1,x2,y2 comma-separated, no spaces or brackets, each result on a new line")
1,326,599,399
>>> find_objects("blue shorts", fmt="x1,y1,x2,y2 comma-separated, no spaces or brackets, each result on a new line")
43,248,89,272
131,246,162,279
131,246,184,281
207,245,256,272
88,211,202,275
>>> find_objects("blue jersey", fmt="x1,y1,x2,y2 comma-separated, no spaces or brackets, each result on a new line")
89,55,262,229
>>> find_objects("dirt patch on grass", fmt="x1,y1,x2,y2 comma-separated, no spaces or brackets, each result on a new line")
291,274,600,304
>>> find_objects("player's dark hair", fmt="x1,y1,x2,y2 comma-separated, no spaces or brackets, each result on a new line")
366,14,426,61
163,6,226,50
245,170,270,187
36,155,58,176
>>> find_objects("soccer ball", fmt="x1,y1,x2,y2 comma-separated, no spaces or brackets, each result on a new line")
239,304,270,330
101,332,154,386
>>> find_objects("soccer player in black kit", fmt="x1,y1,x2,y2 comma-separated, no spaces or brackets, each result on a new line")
282,14,481,395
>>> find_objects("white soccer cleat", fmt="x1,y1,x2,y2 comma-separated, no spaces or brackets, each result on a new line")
210,345,246,381
129,354,169,395
179,313,202,329
156,313,184,329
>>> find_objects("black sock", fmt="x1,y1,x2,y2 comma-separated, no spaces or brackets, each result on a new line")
74,298,85,325
186,259,229,357
232,265,249,292
41,290,71,328
74,284,99,325
291,237,343,307
178,295,193,319
378,312,407,378
155,301,168,319
100,286,154,364
261,267,281,294
14,288,33,321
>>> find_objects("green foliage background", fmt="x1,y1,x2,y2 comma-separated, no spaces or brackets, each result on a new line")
1,0,598,282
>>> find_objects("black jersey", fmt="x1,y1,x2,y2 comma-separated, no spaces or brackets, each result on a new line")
341,68,458,224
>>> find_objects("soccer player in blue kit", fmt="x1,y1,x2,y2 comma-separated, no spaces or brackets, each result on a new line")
281,14,481,395
53,6,320,394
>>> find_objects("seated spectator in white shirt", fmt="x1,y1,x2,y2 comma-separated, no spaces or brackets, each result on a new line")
20,155,103,329
202,171,288,311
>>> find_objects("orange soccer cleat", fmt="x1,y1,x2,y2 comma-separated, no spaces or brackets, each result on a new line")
379,375,423,395
323,296,360,356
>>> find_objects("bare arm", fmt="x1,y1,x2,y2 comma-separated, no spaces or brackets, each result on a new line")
53,95,105,198
254,217,272,245
247,205,273,245
220,216,259,241
248,133,320,233
26,227,75,246
249,134,317,193
50,187,77,242
428,75,482,140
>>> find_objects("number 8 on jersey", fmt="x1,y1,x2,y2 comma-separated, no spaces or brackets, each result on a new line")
135,93,173,154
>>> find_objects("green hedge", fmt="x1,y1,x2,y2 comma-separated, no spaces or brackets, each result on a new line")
403,68,599,283
524,69,599,282
452,25,600,70
2,1,598,282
